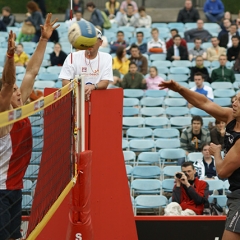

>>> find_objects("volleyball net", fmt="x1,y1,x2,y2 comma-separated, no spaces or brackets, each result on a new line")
0,81,81,239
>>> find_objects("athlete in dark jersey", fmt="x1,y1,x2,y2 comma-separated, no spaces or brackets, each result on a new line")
0,14,59,240
159,80,240,240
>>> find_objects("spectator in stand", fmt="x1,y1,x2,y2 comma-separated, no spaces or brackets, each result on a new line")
50,43,67,66
233,52,240,74
166,28,187,50
184,19,212,43
65,10,83,28
236,18,240,30
188,72,214,108
171,161,209,215
137,6,151,28
118,3,138,27
128,44,148,75
65,0,84,20
218,18,232,38
133,31,147,54
116,0,138,23
25,1,44,43
166,34,188,61
227,36,240,62
14,43,29,67
180,115,211,154
177,0,200,23
0,6,15,27
86,2,104,31
219,24,239,49
189,56,210,82
145,66,166,90
210,120,226,150
110,31,129,54
206,36,226,61
34,0,47,18
105,0,120,20
112,46,130,75
189,38,207,61
211,54,235,82
120,62,146,89
220,11,233,29
203,0,224,23
147,28,166,54
193,143,218,180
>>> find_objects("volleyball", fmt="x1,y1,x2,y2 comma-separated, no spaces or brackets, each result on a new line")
68,20,97,50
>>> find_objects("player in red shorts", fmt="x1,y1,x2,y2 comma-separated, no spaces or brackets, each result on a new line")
0,14,59,240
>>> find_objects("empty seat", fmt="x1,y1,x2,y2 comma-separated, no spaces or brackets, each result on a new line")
159,148,186,166
24,165,39,180
140,107,165,117
155,138,181,150
127,127,153,140
137,152,160,166
123,98,139,107
168,74,189,82
123,107,139,117
129,139,155,152
188,152,203,162
165,107,190,117
214,98,231,107
190,107,210,117
145,117,170,128
140,97,164,107
145,90,167,98
172,60,192,67
34,81,55,90
164,98,186,107
123,151,136,165
211,82,233,89
170,67,190,75
131,179,162,196
153,128,179,139
131,166,161,180
124,89,144,98
122,139,129,150
123,117,145,129
169,117,191,129
213,89,236,98
162,179,175,193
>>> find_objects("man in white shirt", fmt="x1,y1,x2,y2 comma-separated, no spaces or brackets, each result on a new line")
147,28,166,54
60,29,113,100
219,24,239,49
188,72,214,108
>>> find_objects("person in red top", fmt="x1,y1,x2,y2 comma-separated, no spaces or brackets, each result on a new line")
0,14,59,240
172,161,209,215
166,28,187,50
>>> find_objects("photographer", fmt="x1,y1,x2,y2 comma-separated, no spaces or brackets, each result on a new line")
172,162,209,215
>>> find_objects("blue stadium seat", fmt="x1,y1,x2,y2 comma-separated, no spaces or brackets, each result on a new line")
123,151,136,165
159,148,186,166
123,107,139,117
126,164,133,178
22,195,32,210
156,67,169,74
122,139,129,150
208,195,227,208
235,74,240,82
152,60,171,68
170,67,190,75
129,139,155,152
123,98,139,107
30,151,42,164
150,54,167,61
202,117,215,128
131,179,162,196
118,26,135,33
24,165,39,180
16,66,26,74
144,117,170,128
123,89,144,98
140,97,164,107
153,128,180,139
172,60,192,68
127,127,153,140
213,89,236,98
162,179,175,193
137,152,160,166
167,90,183,98
152,23,168,28
190,107,210,117
202,42,212,49
169,116,191,129
164,98,187,107
155,138,181,150
38,72,59,81
188,152,203,162
34,81,55,90
123,117,145,129
211,82,233,89
140,107,165,117
131,166,161,180
46,66,62,75
165,107,190,117
145,90,167,98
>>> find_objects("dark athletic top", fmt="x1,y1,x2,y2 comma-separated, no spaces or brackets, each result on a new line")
224,119,240,193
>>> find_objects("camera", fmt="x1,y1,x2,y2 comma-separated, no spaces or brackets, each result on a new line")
176,173,188,179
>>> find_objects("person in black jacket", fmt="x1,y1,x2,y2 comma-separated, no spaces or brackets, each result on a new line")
0,6,15,27
227,36,240,62
219,24,239,49
177,0,200,23
166,35,188,61
50,43,67,66
189,56,211,82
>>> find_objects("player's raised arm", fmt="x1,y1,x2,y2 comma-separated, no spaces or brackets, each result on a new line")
159,80,233,124
20,13,60,104
0,31,16,112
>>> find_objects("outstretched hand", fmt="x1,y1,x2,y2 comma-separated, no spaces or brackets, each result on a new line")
7,30,16,56
40,13,60,40
158,80,182,92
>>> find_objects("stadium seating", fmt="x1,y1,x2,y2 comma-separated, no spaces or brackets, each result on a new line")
137,152,161,166
126,127,153,140
123,151,136,165
140,107,165,117
131,179,162,196
165,107,189,117
159,148,186,166
144,117,170,128
153,128,179,139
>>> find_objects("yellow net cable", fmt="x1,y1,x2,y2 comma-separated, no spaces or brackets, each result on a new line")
0,80,76,128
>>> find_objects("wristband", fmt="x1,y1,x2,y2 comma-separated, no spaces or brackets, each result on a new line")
6,53,14,58
95,83,98,90
40,37,48,42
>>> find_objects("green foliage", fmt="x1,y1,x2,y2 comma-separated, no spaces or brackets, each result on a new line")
221,0,240,15
0,0,68,13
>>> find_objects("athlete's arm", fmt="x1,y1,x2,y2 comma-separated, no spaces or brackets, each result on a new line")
0,31,16,112
210,141,240,178
159,80,233,123
20,13,59,104
62,79,70,86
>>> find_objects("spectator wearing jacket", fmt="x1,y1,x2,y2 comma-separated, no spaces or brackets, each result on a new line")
184,19,212,43
218,18,231,39
227,36,240,62
86,2,104,30
180,115,211,154
211,54,235,83
219,24,239,49
189,56,210,82
166,34,188,61
110,31,129,54
133,31,147,54
206,37,226,61
177,0,200,23
203,0,224,23
193,143,218,179
1,6,15,27
0,19,7,31
118,3,138,27
172,161,209,215
166,28,187,50
128,44,148,75
147,28,166,54
210,120,226,149
50,43,68,66
137,6,151,28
